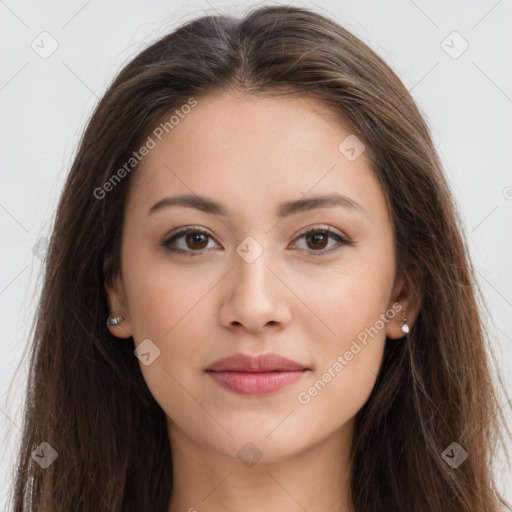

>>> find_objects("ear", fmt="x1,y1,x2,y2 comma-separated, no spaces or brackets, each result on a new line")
103,259,133,339
385,265,423,340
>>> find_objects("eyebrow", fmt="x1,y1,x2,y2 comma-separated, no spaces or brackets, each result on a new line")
147,192,367,219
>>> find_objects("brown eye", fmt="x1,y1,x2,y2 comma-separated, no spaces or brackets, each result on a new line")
184,232,209,250
293,227,353,256
305,231,329,250
162,228,219,256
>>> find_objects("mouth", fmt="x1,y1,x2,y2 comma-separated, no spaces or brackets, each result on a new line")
205,352,310,396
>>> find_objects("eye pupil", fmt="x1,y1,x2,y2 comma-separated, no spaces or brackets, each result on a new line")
186,233,208,249
307,232,328,250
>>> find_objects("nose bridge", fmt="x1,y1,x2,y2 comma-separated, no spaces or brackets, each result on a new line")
219,234,288,331
233,235,274,300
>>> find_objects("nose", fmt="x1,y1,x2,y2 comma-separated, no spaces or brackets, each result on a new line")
218,243,292,334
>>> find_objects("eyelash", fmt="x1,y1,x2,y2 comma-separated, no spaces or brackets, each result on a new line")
161,225,354,257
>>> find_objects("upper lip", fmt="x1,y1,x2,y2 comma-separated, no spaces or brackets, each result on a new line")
205,353,309,372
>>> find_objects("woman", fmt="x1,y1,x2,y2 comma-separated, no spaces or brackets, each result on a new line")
8,4,511,511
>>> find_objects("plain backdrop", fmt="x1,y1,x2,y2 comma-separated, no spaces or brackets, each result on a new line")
1,0,511,508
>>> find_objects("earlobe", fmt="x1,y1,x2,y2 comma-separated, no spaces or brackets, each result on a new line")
385,267,422,340
103,262,133,339
106,315,132,339
385,301,410,340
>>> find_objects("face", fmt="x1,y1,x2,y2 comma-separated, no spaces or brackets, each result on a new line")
105,90,413,463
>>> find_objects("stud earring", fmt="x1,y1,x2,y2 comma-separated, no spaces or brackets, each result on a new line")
107,316,124,327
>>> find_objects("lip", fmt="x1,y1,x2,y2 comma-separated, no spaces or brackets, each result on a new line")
205,353,310,396
205,353,309,372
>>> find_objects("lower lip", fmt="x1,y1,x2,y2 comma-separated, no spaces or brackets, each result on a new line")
206,370,307,395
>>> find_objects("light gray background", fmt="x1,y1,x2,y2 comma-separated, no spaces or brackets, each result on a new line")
1,0,511,508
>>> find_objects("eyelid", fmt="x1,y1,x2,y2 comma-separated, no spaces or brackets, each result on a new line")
165,225,215,239
293,224,348,242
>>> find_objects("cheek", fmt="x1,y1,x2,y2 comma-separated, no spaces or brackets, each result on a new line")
291,254,391,407
307,282,387,404
294,255,391,352
124,256,214,341
125,270,210,426
292,270,390,427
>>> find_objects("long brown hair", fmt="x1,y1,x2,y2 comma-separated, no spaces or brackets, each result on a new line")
7,5,511,511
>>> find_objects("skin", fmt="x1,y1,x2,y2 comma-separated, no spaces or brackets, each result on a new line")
105,90,420,512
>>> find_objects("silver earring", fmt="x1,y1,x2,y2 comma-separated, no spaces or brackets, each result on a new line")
401,315,410,334
107,316,124,327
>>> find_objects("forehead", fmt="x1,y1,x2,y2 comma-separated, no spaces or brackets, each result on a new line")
126,91,388,223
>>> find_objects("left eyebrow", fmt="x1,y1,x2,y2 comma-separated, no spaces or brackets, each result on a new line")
147,192,368,219
277,193,367,219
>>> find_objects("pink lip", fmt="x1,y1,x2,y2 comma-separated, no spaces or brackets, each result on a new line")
205,352,308,372
205,353,310,396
